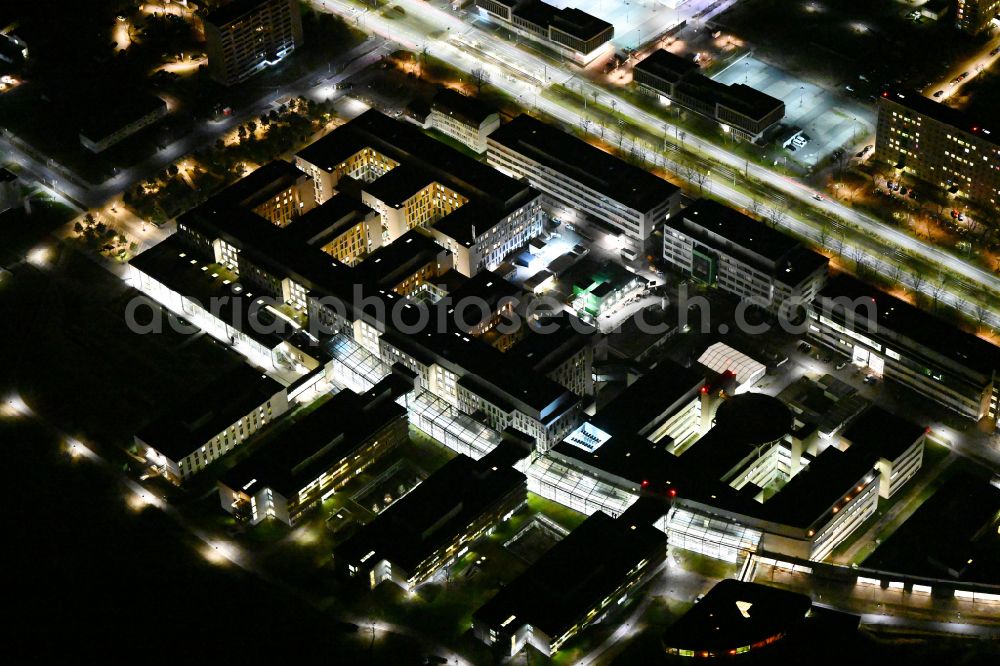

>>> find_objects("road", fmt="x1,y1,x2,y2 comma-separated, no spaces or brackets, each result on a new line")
926,36,1000,102
4,375,473,665
318,0,1000,330
1,37,392,210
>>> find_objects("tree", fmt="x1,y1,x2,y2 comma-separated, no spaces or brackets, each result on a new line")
73,221,84,234
887,262,905,286
975,303,991,331
930,275,948,311
816,219,830,249
766,205,788,229
166,164,178,177
470,67,490,93
850,247,870,277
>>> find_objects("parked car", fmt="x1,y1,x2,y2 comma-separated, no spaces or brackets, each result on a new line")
836,360,848,370
933,90,944,98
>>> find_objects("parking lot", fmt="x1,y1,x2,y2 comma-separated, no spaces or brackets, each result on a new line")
712,55,874,165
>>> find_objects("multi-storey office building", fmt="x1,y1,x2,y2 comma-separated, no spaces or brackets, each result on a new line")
375,322,582,452
474,0,614,64
543,386,918,562
427,88,500,154
218,375,410,525
175,197,347,314
841,407,926,500
662,200,828,315
507,313,598,397
589,359,708,447
809,274,1000,428
956,0,1000,34
875,89,1000,211
488,114,682,256
132,111,593,471
296,110,544,276
284,192,382,266
758,443,881,562
134,364,289,483
634,50,785,142
350,229,452,297
472,511,666,657
203,0,303,86
336,444,527,590
679,393,795,495
129,234,318,370
212,159,315,227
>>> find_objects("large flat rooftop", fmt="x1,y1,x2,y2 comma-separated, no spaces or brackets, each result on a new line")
661,579,811,655
221,378,407,497
881,89,1000,149
667,200,828,284
842,406,925,462
591,359,705,437
815,274,1000,373
473,511,665,640
136,363,283,462
297,110,530,208
336,453,525,575
488,114,679,213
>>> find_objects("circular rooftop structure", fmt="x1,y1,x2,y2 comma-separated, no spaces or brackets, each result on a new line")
714,393,792,447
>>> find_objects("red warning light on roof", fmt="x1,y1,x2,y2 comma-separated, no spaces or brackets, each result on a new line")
641,480,649,488
700,386,709,394
668,488,677,498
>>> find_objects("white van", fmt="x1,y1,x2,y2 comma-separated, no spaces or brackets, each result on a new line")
621,246,639,261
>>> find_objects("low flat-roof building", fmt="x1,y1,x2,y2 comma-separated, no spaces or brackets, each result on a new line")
663,199,828,316
661,580,812,658
489,114,682,255
634,50,785,142
218,374,410,525
427,88,500,154
809,273,1000,428
475,0,614,64
472,510,666,656
336,444,527,590
78,91,167,153
134,364,289,483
